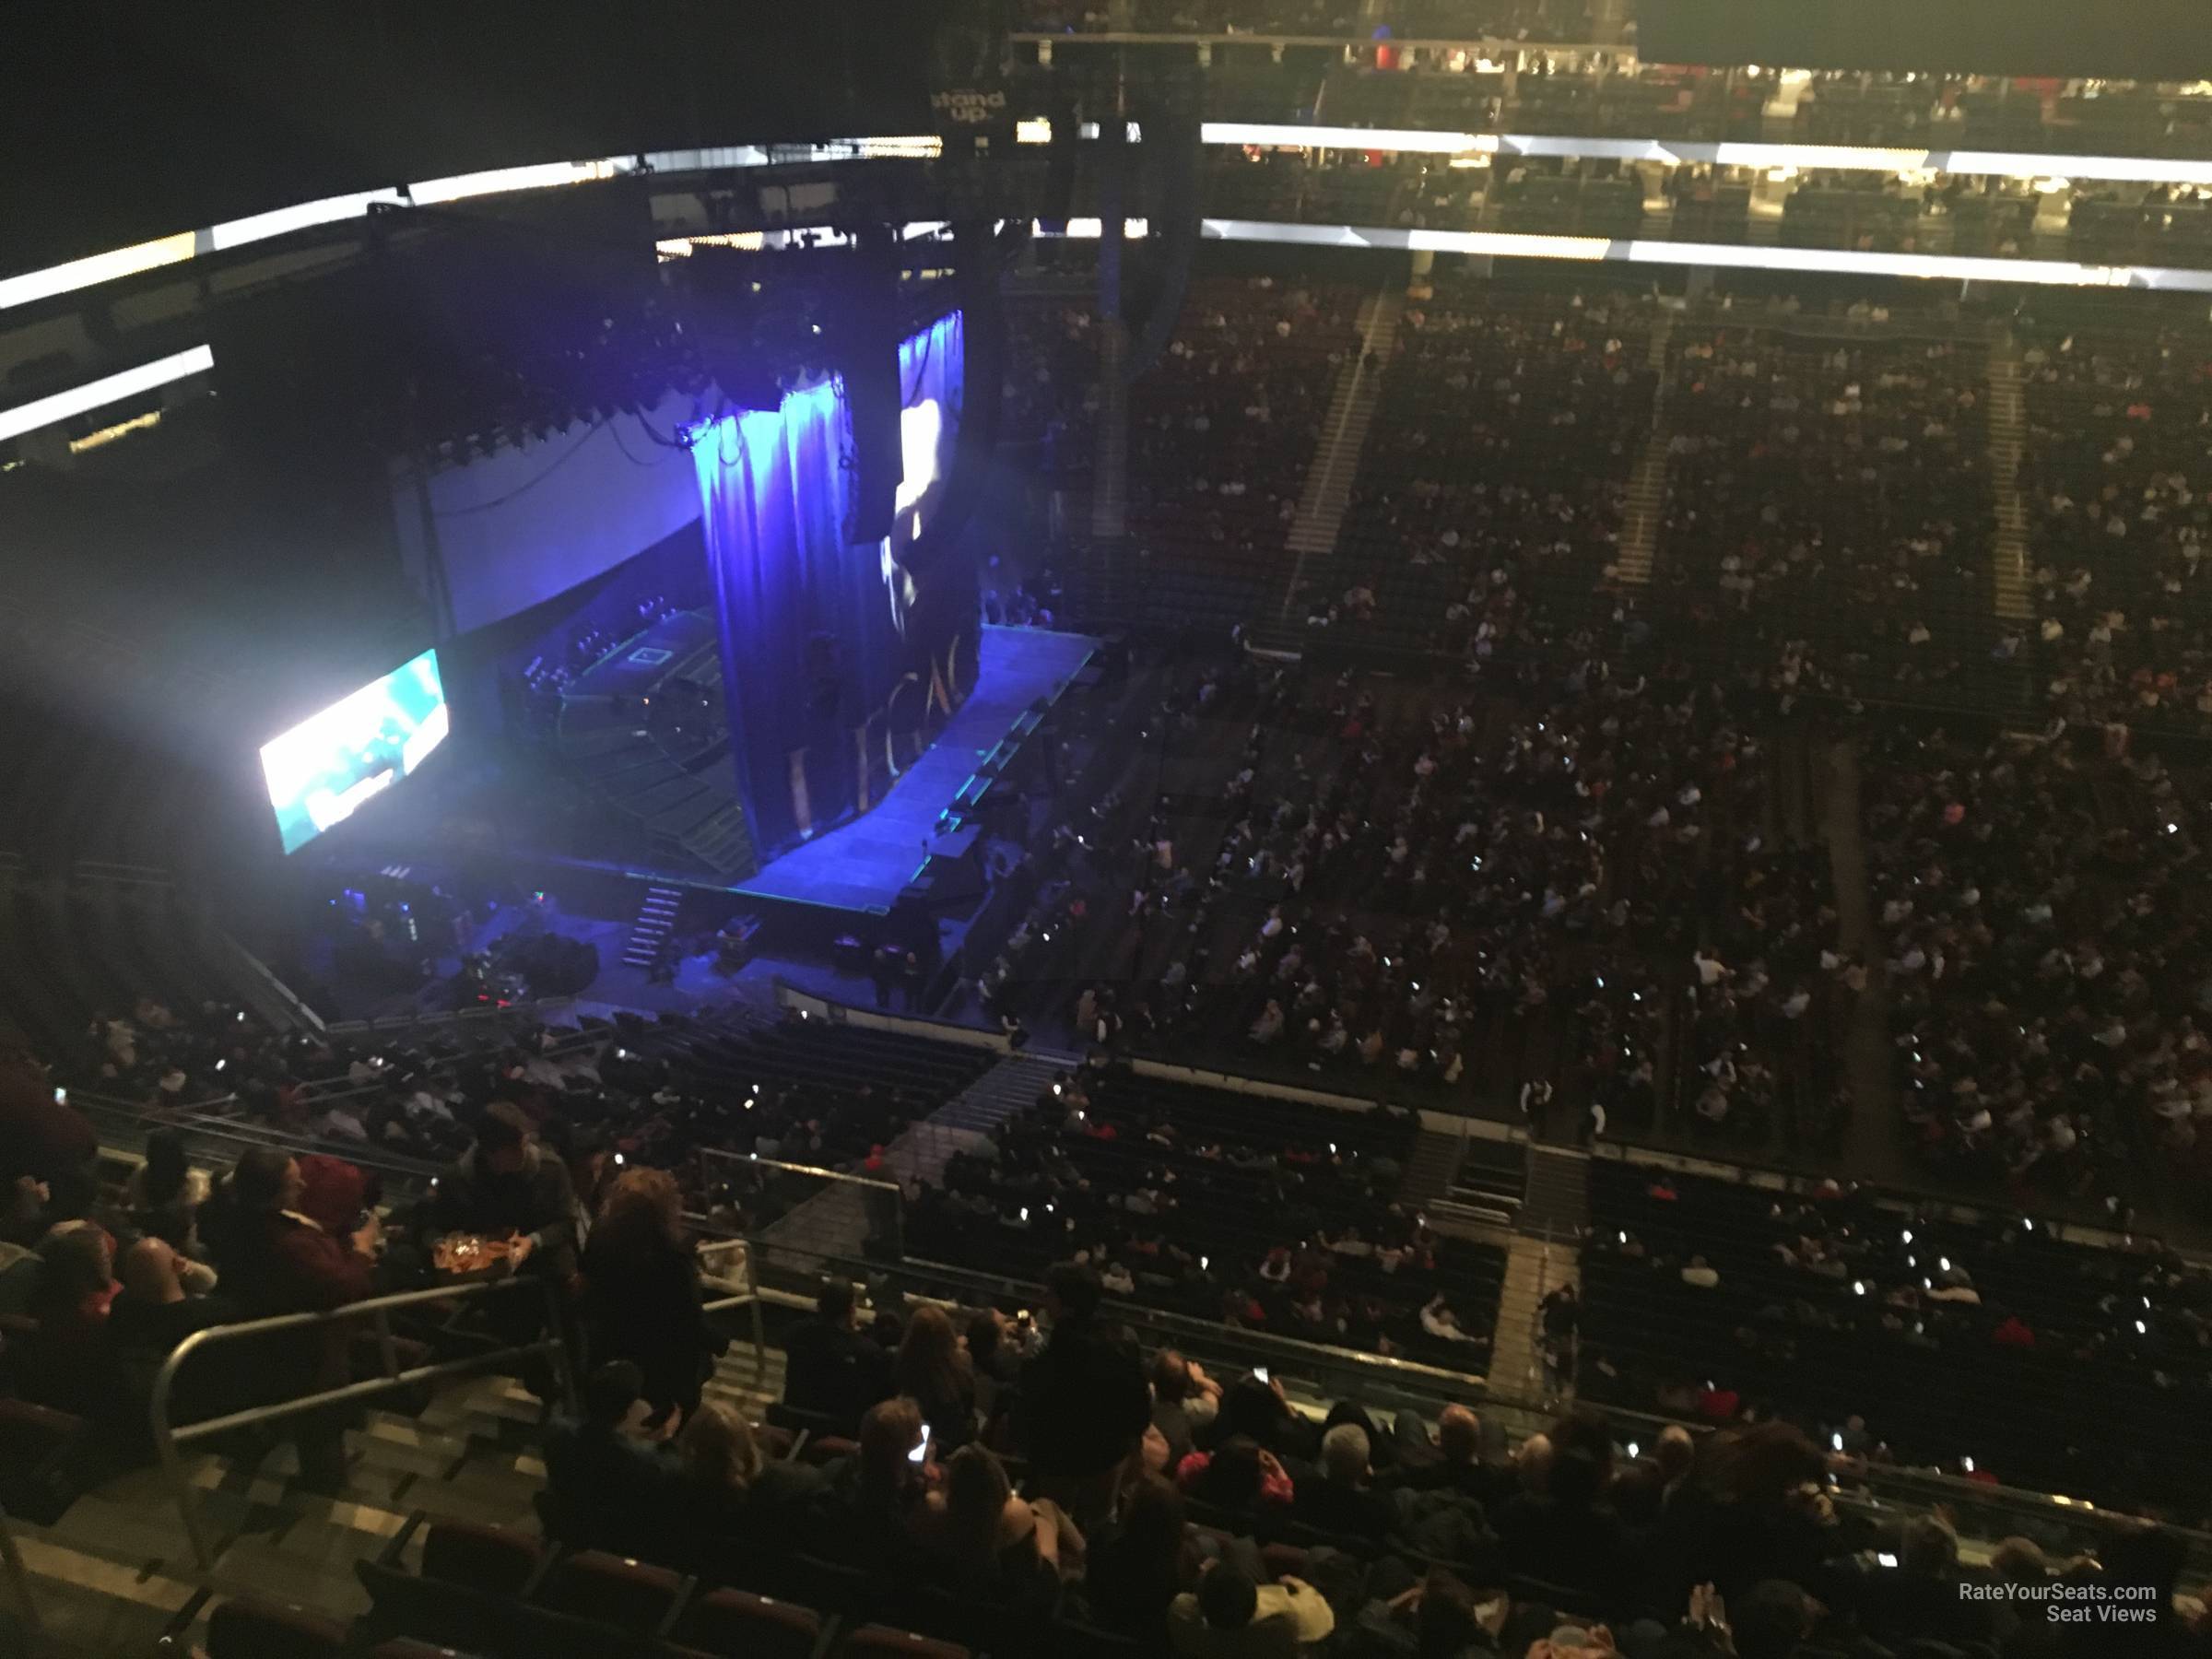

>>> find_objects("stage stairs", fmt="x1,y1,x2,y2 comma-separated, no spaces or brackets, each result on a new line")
618,884,686,970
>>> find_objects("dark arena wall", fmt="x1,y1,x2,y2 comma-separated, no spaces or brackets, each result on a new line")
0,0,944,274
1640,0,2212,79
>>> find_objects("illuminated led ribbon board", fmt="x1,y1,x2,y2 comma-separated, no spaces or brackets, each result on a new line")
13,128,2212,316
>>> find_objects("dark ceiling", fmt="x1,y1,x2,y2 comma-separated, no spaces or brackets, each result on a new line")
2,0,945,275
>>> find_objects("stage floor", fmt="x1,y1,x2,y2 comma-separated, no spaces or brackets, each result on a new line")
730,625,1100,913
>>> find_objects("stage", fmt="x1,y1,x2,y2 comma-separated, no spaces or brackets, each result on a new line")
727,625,1100,914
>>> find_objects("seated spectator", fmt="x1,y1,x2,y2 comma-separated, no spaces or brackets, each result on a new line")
1340,1565,1520,1659
1853,1513,1989,1647
1206,1372,1316,1466
582,1166,712,1430
542,1359,675,1552
895,1302,980,1453
1152,1347,1225,1465
966,1306,1025,1428
912,1442,1080,1605
0,1225,39,1315
124,1129,214,1279
1495,1443,1631,1606
1385,1405,1503,1506
782,1276,893,1431
1086,1472,1202,1643
106,1236,239,1461
1658,1422,1841,1603
14,1223,118,1412
825,1395,934,1571
669,1397,765,1536
1295,1421,1395,1544
1179,1433,1296,1521
1170,1555,1336,1656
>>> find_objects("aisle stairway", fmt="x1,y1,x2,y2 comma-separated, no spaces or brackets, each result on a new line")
1395,1127,1468,1217
888,1050,1067,1191
1088,315,1130,545
1432,1135,1525,1231
1518,1144,1590,1241
750,1048,1065,1283
1611,310,1677,586
1487,1234,1580,1406
1987,330,2033,623
1277,286,1405,629
13,1337,781,1655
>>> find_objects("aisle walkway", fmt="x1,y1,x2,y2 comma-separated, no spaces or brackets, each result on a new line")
1824,736,1906,1183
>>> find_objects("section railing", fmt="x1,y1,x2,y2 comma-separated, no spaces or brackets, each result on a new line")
751,1230,2212,1575
695,1231,769,1381
149,1276,572,1574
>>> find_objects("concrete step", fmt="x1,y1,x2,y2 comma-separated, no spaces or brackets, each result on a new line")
1277,284,1404,622
1612,312,1677,586
1518,1145,1591,1239
1485,1232,1580,1404
15,1374,559,1649
1395,1127,1468,1213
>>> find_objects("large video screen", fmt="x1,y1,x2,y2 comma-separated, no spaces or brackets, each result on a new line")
259,649,450,854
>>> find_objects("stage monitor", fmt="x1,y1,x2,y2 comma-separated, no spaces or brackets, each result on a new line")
259,649,450,854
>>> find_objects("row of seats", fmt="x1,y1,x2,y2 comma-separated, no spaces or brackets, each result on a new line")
1324,282,1656,649
1580,1157,2212,1516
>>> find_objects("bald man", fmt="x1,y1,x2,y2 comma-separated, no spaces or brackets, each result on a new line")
1514,1431,1554,1496
111,1236,232,1357
1383,1403,1514,1507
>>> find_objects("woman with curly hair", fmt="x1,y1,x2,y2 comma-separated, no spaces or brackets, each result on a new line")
582,1165,712,1428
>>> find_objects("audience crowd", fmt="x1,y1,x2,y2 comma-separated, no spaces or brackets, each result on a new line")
1582,1158,2212,1521
1859,724,2212,1204
1658,316,1998,706
2018,312,2212,733
1321,286,1656,651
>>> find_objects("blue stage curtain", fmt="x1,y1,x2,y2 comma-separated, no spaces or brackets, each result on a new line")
692,313,968,862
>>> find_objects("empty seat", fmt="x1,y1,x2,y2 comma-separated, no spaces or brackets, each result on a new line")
0,1397,87,1525
358,1513,546,1653
839,1628,969,1659
422,1518,544,1595
679,1586,825,1659
537,1549,688,1631
205,1597,350,1659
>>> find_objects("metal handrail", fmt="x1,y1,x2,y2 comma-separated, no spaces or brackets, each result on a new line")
149,1275,572,1574
696,1144,903,1194
696,1235,770,1380
769,1235,2212,1566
